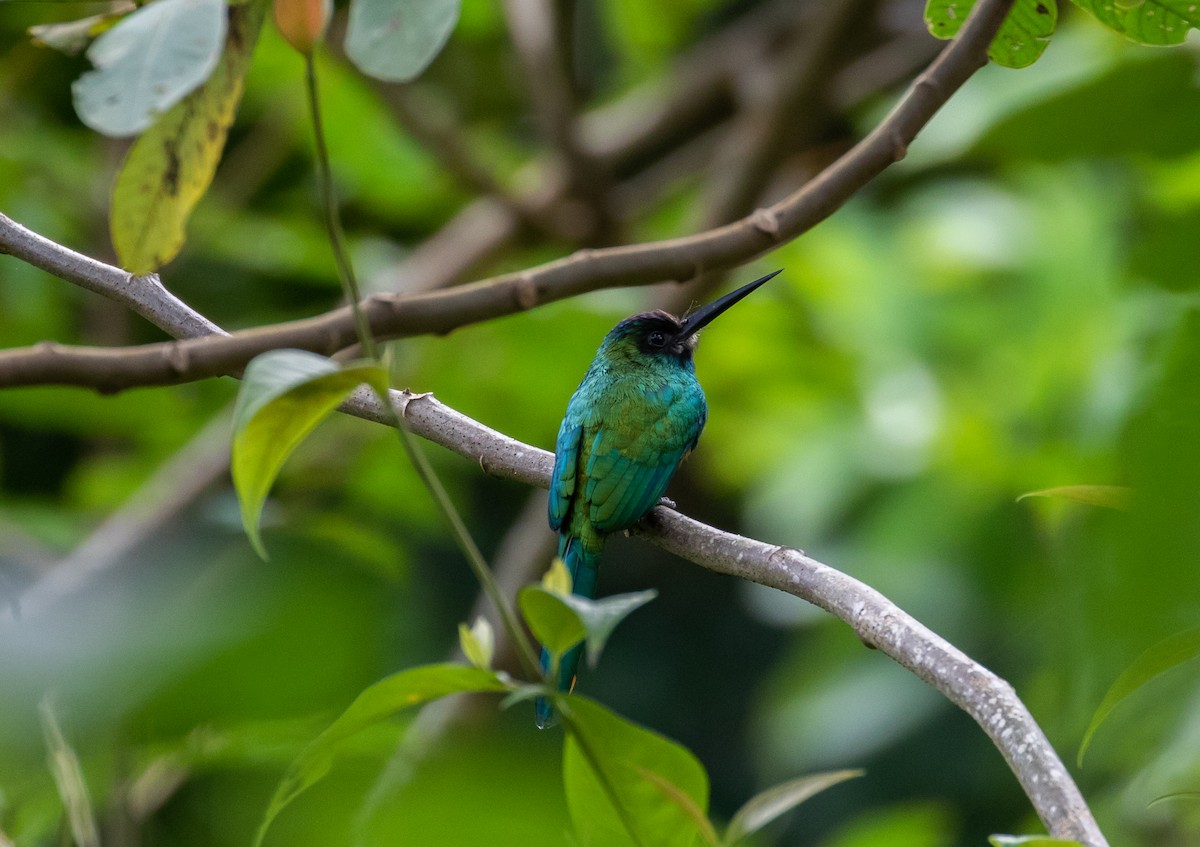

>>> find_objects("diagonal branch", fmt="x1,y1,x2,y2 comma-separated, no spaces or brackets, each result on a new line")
0,0,1015,392
355,385,1109,847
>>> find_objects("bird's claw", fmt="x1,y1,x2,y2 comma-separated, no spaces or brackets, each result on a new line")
657,496,677,510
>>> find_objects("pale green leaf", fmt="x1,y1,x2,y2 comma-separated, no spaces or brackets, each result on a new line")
458,616,495,670
723,770,864,846
557,590,657,667
925,0,1056,68
1071,0,1200,46
519,585,586,659
543,557,573,595
232,350,387,559
255,663,509,847
1079,627,1200,764
1017,485,1131,510
72,0,227,137
988,836,1085,846
561,696,710,847
110,0,261,273
344,0,460,82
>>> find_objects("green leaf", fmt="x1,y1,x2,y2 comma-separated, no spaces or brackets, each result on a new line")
72,0,227,137
519,587,657,669
1149,791,1200,807
1017,485,1131,510
558,590,657,668
519,585,586,659
561,696,710,847
232,350,387,559
925,0,1056,69
111,0,262,273
988,836,1085,846
543,557,573,595
458,616,495,670
255,663,509,847
722,770,863,846
344,0,460,82
1071,0,1200,46
1078,626,1200,764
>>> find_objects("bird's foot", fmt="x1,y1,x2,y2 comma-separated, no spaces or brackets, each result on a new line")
657,496,677,510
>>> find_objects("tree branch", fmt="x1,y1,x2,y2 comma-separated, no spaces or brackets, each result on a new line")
0,0,1015,392
355,385,1108,847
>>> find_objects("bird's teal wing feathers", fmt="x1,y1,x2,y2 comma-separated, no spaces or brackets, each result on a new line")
548,420,583,532
583,388,706,533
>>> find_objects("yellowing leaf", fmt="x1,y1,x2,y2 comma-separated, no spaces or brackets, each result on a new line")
458,616,495,669
110,1,263,273
542,557,573,595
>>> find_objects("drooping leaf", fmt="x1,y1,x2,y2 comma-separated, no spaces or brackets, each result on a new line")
925,0,1056,69
722,770,863,846
1078,627,1200,764
72,0,227,137
520,585,587,660
344,0,460,82
1071,0,1200,46
458,616,495,670
232,350,387,559
561,696,710,847
1017,485,1131,510
988,836,1085,846
255,663,509,847
110,0,262,273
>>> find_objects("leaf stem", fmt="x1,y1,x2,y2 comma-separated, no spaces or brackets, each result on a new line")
302,51,541,681
304,52,376,361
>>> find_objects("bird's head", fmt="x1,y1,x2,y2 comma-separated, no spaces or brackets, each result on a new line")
599,269,783,365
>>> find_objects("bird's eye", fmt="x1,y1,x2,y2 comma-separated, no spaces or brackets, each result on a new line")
647,331,668,348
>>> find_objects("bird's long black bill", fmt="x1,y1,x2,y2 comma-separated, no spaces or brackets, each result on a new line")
675,268,783,341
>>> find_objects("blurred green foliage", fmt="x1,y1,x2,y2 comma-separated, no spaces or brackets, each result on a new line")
2,1,1200,845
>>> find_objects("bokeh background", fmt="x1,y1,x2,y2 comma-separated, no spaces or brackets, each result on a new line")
2,1,1199,844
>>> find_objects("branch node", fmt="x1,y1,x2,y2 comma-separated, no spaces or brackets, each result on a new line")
514,274,539,310
163,343,190,375
750,208,782,240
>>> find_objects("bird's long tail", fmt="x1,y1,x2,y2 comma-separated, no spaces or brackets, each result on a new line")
535,532,601,729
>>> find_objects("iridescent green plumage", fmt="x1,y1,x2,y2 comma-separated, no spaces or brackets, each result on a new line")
536,270,781,728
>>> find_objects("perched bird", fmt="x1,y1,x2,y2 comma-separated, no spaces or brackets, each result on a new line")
537,269,781,728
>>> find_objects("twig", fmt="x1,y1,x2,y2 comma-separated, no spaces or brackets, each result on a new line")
0,0,1017,392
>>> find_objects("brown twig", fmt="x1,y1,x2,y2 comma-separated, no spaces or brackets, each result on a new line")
0,0,1015,392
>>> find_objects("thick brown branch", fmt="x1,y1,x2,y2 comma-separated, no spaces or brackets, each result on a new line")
0,0,1014,392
